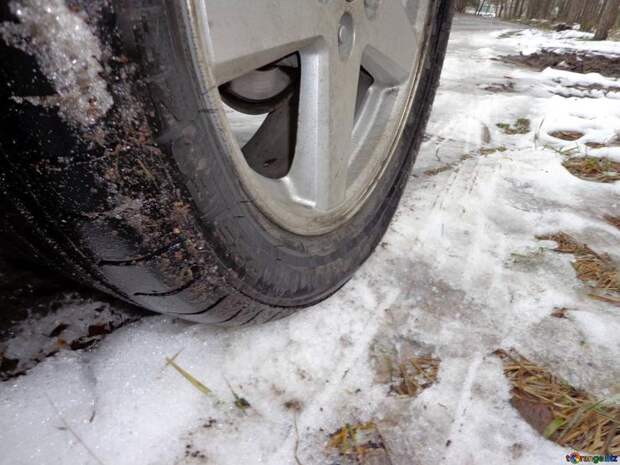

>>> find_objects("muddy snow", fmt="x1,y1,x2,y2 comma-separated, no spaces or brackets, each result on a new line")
1,14,619,465
0,0,113,126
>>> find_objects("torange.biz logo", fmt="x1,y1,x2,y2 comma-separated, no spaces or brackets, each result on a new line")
566,452,619,464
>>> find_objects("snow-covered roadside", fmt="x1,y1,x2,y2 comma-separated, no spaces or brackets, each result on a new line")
495,27,620,57
1,15,619,465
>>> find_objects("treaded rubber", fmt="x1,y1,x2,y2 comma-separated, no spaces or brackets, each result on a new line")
0,0,454,325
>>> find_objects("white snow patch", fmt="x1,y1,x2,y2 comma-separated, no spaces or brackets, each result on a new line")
0,297,135,378
1,0,113,126
496,27,620,57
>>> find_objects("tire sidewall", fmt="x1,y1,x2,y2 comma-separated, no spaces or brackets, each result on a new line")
121,0,454,306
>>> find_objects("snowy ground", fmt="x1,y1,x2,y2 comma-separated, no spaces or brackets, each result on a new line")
1,14,619,465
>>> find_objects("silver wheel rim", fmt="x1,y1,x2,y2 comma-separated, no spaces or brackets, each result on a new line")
183,0,432,235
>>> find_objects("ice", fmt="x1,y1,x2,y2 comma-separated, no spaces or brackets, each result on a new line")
0,0,113,126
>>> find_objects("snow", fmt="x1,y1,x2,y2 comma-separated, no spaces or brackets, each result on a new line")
495,27,620,57
0,296,134,378
1,14,619,465
0,0,113,126
538,95,620,161
536,68,620,101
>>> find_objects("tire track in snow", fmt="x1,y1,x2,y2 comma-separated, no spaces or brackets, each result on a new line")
441,353,484,462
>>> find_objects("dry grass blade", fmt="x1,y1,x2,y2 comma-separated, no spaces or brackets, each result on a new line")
549,130,584,142
562,156,620,183
480,146,508,156
388,355,440,398
537,232,620,302
537,232,586,254
497,118,531,135
165,354,212,396
327,422,392,465
424,165,452,176
605,216,620,231
495,349,620,455
551,307,569,319
423,154,473,177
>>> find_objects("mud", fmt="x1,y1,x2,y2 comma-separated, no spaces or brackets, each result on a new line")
498,49,620,78
1,0,233,313
552,82,620,98
481,80,516,93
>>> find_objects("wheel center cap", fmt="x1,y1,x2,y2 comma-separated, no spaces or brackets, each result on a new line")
337,12,354,59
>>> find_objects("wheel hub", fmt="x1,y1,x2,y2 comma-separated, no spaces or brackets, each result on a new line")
219,56,299,114
184,0,432,234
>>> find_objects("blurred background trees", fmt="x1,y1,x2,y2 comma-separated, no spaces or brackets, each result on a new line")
455,0,620,40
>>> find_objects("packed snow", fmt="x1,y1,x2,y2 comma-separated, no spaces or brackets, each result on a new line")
0,296,138,379
1,14,619,465
0,0,113,126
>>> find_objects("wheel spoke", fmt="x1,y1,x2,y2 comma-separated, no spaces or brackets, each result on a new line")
204,0,323,85
363,0,418,85
287,47,362,211
199,0,429,233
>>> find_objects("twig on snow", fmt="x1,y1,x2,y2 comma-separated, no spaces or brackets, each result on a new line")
45,393,106,465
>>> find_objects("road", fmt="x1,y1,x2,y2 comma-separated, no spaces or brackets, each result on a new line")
1,14,619,465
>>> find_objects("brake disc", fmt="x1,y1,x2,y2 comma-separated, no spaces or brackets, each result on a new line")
219,55,299,115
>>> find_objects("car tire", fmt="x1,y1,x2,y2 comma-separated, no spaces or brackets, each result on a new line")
0,0,453,325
